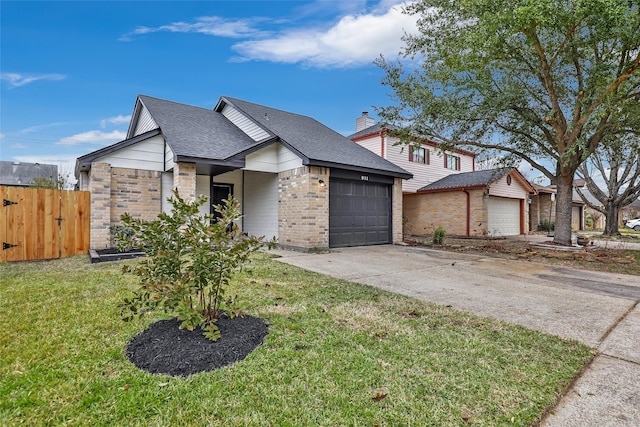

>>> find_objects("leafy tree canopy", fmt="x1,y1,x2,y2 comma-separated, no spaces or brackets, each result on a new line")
376,0,639,244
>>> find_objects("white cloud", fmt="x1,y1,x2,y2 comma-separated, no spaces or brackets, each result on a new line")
56,130,126,146
121,1,418,68
1,73,66,88
10,143,27,149
19,122,71,134
101,114,131,128
0,133,4,139
120,16,270,41
232,2,419,67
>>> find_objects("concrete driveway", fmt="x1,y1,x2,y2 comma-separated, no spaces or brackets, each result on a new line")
273,244,640,426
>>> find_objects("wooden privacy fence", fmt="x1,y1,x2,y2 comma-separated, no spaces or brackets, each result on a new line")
0,186,90,262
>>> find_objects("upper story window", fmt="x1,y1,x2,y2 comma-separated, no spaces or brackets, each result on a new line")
409,146,429,164
445,154,461,170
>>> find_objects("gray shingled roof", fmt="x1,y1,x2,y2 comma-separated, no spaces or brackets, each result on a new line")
0,161,58,187
348,123,385,139
77,95,411,179
220,97,411,178
138,95,263,161
418,169,511,192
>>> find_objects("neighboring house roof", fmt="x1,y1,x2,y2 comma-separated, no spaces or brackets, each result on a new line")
532,183,555,194
0,161,58,187
349,123,385,140
348,123,477,158
417,168,534,193
217,97,412,178
532,183,586,205
626,199,640,209
77,95,411,179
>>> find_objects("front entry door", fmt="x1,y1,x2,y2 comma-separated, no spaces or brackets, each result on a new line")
211,183,233,221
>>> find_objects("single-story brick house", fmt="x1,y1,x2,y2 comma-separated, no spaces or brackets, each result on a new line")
403,168,536,237
75,95,412,251
530,184,585,231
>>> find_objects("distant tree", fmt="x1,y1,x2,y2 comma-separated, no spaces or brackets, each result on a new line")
376,0,640,245
30,174,65,190
576,135,640,235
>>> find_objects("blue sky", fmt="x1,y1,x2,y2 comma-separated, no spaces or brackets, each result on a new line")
0,0,420,179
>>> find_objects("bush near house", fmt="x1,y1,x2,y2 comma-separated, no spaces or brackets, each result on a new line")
115,191,274,341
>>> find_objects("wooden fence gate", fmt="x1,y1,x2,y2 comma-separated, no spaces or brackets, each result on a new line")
0,186,90,262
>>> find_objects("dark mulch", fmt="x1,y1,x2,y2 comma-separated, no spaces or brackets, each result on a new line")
126,315,268,377
89,248,145,263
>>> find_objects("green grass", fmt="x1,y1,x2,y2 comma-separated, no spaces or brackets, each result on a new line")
0,253,594,426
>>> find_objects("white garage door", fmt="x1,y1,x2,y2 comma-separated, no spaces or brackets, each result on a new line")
487,197,521,236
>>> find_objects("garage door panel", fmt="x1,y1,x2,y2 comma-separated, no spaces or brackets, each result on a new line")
329,179,392,247
488,197,521,236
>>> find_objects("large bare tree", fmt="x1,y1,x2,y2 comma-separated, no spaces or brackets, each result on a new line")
576,135,640,235
376,0,640,245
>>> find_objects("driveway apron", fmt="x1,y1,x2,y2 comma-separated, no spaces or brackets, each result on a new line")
272,245,640,426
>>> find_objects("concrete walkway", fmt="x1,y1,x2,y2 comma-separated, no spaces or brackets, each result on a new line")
272,245,640,426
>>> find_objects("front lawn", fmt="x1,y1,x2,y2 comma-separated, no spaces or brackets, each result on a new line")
0,253,593,426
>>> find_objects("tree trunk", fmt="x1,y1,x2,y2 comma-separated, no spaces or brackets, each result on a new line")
553,174,574,246
603,203,620,235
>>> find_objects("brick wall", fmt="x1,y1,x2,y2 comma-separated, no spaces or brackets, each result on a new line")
403,189,487,237
110,167,162,226
531,193,555,231
88,162,112,249
278,166,330,250
173,162,197,202
88,163,162,249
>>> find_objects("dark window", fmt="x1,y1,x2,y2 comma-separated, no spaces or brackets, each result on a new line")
409,146,429,164
445,154,460,170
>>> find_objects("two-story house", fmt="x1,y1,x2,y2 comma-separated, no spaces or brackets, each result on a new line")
349,113,535,237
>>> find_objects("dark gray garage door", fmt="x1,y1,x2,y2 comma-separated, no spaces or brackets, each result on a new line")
329,178,391,247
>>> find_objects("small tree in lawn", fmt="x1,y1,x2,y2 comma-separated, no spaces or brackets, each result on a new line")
116,190,274,341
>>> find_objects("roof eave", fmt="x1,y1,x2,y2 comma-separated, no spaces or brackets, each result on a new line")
306,159,412,180
350,129,384,142
173,155,245,169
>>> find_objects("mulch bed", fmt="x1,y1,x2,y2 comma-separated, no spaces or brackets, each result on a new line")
126,315,268,377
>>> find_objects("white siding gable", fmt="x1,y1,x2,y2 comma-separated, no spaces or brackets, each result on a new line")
95,134,165,171
221,104,270,141
354,135,383,157
134,105,159,136
245,143,303,173
489,173,530,199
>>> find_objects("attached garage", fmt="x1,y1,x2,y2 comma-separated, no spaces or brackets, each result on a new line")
329,171,393,248
487,197,522,236
406,168,535,238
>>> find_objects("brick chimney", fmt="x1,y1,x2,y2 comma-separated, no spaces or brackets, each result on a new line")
356,112,375,132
